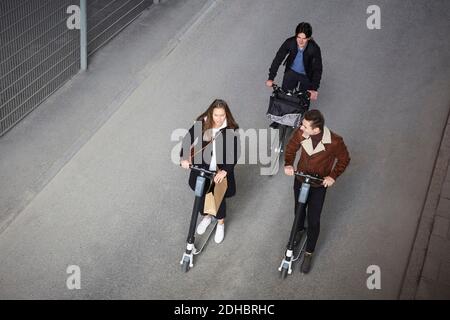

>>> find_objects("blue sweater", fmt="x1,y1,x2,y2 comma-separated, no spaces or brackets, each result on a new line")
290,47,306,75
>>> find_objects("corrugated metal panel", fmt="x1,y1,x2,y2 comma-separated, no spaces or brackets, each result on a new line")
0,0,152,136
87,0,152,55
0,0,80,136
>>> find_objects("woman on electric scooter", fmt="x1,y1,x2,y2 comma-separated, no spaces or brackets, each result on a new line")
180,99,239,244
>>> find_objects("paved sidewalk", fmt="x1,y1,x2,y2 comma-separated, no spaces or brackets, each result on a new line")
401,108,450,299
1,0,449,299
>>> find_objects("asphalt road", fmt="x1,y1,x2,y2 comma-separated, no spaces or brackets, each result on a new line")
0,0,449,299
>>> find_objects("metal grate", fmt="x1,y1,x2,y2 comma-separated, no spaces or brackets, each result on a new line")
0,0,152,137
88,0,152,55
0,0,79,136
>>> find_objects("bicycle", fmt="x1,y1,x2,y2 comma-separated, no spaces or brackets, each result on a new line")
266,84,310,175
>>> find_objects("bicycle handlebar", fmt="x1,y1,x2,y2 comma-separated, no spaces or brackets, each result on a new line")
294,171,324,182
271,83,281,91
271,83,310,99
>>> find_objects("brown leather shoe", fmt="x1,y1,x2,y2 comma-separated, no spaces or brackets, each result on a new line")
301,252,313,274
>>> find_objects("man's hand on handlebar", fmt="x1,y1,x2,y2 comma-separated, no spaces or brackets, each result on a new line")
307,90,318,100
322,176,335,187
284,166,294,176
265,80,274,88
180,159,191,169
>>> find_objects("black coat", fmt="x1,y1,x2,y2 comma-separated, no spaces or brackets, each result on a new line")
180,124,240,198
268,37,323,90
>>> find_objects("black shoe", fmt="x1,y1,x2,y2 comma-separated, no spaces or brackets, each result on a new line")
292,229,305,247
301,252,313,274
269,122,279,129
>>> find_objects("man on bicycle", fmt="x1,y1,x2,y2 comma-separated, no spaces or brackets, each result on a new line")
284,110,350,273
266,22,323,100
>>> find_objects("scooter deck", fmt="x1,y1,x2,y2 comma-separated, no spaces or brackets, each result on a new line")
193,218,218,255
293,231,308,262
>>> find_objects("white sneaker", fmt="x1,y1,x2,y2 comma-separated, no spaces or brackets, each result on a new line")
196,215,212,235
214,223,225,243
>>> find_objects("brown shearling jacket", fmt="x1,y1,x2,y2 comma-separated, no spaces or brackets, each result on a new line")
284,126,350,182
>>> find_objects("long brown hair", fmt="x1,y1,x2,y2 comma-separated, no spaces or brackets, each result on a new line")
196,99,239,134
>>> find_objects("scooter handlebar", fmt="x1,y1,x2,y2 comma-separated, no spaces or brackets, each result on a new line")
294,171,324,182
189,165,216,176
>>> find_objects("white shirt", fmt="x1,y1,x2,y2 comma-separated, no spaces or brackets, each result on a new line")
209,119,227,171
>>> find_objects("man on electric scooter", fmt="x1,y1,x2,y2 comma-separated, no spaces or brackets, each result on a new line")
266,22,323,128
284,109,350,273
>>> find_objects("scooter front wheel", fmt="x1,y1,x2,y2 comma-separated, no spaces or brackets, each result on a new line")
280,267,288,279
181,259,190,273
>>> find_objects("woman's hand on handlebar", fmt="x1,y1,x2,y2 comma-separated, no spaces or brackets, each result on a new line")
214,170,227,184
322,176,335,187
265,80,274,88
284,166,294,176
180,159,191,169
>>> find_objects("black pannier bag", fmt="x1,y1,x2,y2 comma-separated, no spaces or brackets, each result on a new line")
266,90,310,127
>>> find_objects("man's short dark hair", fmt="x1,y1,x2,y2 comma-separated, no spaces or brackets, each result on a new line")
295,22,312,38
304,109,324,131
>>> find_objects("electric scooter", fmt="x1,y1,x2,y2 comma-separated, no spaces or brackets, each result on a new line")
278,171,323,279
180,165,217,272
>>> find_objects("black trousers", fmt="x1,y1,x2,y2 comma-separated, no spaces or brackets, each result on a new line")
198,181,227,220
293,178,327,253
282,68,312,92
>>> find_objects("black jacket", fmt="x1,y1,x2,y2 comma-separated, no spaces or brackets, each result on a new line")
268,37,323,90
180,123,240,198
